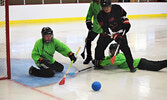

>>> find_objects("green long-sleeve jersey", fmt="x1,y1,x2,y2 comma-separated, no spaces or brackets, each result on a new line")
101,53,141,69
32,38,71,67
86,1,103,34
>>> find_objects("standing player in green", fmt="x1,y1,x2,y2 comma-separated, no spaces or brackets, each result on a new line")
29,27,77,77
82,0,103,64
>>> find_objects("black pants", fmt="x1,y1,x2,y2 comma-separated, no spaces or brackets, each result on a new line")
85,31,99,57
137,58,167,71
95,34,134,68
31,61,64,77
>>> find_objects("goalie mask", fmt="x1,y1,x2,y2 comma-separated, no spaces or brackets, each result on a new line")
109,43,119,56
41,27,53,43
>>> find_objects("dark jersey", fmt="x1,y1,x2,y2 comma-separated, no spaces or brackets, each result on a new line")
97,4,129,34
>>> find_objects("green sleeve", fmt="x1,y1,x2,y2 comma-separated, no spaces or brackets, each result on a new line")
31,40,42,64
86,2,93,21
101,53,141,70
114,53,126,65
100,56,112,66
54,39,71,57
101,53,126,66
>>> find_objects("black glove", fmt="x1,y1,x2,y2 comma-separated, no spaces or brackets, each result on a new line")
86,21,93,30
38,58,50,69
68,52,77,63
121,18,131,33
113,33,125,43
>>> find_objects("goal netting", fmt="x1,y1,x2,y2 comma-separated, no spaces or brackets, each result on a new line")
0,0,10,79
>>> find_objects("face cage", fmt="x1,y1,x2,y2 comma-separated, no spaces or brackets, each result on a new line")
43,35,53,44
109,49,119,57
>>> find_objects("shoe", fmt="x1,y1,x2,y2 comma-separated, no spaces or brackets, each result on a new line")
92,59,103,69
130,67,136,73
29,66,35,76
83,56,92,64
94,65,104,69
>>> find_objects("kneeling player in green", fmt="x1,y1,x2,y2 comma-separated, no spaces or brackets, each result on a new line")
96,43,167,71
29,27,77,77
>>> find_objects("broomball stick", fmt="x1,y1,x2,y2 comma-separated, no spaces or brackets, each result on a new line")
59,47,81,85
110,30,126,64
67,66,93,76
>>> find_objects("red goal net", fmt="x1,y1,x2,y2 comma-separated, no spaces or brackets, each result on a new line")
0,0,10,79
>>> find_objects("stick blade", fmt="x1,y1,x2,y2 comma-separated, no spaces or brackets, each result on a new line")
111,56,116,64
59,78,65,85
67,72,75,76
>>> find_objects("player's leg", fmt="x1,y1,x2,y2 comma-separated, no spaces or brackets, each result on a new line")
148,59,167,68
94,34,113,69
29,66,55,77
84,31,99,64
118,36,136,72
95,34,113,62
138,58,167,71
50,61,64,72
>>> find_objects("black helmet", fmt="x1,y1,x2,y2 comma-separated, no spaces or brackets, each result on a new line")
41,27,53,43
109,43,119,56
109,43,118,51
41,27,53,37
100,0,111,7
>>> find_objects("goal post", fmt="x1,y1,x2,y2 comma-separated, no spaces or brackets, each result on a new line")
0,0,11,80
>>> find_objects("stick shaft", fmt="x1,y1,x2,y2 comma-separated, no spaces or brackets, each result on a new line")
78,66,93,73
64,47,81,78
75,47,81,56
113,44,120,56
113,30,126,56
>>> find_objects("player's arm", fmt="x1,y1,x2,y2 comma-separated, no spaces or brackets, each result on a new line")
31,41,42,64
100,56,113,66
32,40,52,67
54,39,77,62
113,53,126,65
100,54,126,66
86,2,93,30
119,5,131,33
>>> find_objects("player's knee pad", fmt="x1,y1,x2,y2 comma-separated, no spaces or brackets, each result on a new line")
45,70,55,77
56,65,64,72
51,61,64,72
